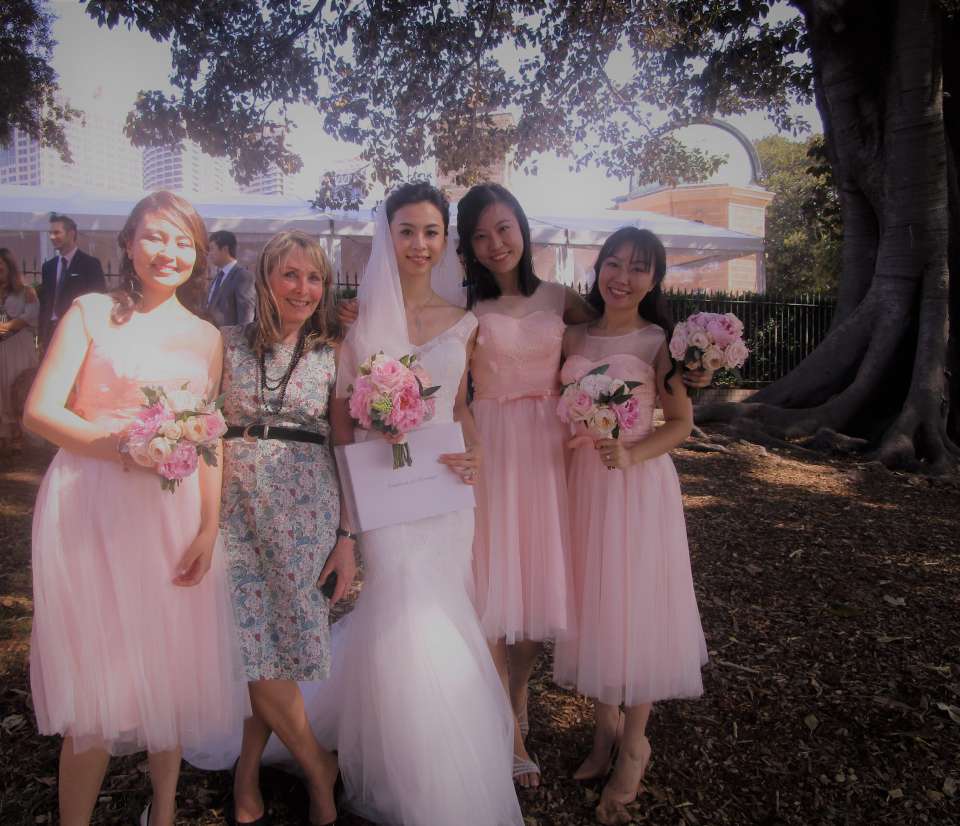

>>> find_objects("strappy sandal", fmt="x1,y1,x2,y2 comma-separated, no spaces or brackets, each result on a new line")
513,751,541,788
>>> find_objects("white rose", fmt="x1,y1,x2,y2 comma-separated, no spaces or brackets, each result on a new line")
147,436,174,463
161,420,184,441
587,407,618,438
580,373,615,399
129,443,155,467
165,389,197,414
182,416,208,442
702,345,726,372
689,330,711,351
724,340,750,369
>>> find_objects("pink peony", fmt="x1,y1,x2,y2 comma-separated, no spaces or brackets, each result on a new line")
388,385,428,433
127,402,174,446
202,411,228,441
348,377,378,429
158,440,199,481
370,357,407,392
614,396,642,432
706,315,740,348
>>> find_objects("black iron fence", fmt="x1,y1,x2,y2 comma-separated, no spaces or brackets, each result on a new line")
20,260,834,388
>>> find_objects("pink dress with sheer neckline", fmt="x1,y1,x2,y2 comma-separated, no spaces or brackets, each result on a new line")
30,299,249,755
552,324,707,706
471,281,575,644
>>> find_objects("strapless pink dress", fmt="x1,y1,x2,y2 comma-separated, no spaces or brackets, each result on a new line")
552,325,707,706
470,282,575,643
30,328,249,755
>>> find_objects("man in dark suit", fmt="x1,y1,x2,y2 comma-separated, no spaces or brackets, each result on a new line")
39,213,107,351
206,230,256,327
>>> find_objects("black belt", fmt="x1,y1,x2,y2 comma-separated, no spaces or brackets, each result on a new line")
224,424,326,445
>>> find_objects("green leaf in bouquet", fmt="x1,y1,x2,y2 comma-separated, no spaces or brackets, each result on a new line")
611,424,621,439
625,380,642,390
211,393,226,411
140,386,163,406
400,354,415,368
586,364,610,376
199,445,219,467
421,384,441,398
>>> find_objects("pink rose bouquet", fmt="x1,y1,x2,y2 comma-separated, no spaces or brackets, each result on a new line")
669,312,749,374
557,364,642,440
121,385,226,492
347,351,440,468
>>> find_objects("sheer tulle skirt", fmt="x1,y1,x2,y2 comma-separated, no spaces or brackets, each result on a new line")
471,397,575,644
30,450,250,755
553,448,707,707
187,509,523,826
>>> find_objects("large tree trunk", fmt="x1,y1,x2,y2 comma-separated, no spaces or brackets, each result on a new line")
698,0,959,473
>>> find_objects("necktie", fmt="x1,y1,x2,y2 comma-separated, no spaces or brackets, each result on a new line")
208,269,226,306
53,256,69,317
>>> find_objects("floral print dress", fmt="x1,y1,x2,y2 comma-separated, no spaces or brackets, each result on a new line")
219,326,339,681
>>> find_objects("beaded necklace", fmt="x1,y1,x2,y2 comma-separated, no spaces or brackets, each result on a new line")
257,330,306,416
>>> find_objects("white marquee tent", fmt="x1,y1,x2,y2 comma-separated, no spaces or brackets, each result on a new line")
0,185,765,290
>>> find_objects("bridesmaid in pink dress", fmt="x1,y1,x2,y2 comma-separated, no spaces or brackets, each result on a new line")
24,191,248,826
552,227,708,825
457,184,596,786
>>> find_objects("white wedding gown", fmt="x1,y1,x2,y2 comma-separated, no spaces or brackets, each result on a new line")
189,312,523,826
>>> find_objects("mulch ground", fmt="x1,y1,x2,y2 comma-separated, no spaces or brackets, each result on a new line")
1,434,958,826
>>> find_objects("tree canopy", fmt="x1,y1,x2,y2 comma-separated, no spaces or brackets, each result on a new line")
756,134,841,296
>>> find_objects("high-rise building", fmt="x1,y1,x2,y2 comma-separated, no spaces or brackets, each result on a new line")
239,166,287,197
142,142,237,194
0,103,143,191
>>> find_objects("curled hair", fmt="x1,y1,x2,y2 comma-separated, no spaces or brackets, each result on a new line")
0,248,26,295
112,191,208,324
455,183,539,308
246,230,339,355
587,227,677,390
384,181,450,233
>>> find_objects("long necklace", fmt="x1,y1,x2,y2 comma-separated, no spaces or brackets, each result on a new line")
258,331,306,415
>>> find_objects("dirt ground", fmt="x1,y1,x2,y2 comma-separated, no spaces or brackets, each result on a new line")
1,435,958,826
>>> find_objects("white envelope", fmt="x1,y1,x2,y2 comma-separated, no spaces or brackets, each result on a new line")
335,421,476,533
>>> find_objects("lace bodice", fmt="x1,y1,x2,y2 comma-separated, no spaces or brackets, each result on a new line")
472,282,566,400
407,312,477,423
561,324,666,440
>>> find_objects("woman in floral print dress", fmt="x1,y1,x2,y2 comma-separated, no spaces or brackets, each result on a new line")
217,230,356,826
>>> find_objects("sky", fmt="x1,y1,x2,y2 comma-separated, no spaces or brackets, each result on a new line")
47,0,822,213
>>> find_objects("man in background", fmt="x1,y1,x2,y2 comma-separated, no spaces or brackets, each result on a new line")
38,213,106,351
206,230,255,327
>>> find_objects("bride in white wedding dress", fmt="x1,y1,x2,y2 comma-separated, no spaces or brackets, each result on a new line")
191,183,523,826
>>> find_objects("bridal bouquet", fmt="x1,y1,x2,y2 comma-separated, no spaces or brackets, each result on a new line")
669,312,749,372
121,385,227,492
347,351,440,468
557,364,643,439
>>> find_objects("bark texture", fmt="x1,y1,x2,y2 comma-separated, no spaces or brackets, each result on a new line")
698,0,960,473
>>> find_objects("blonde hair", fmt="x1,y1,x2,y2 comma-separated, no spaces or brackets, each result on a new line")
248,230,339,353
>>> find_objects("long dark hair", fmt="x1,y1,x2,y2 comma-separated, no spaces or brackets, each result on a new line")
456,183,539,307
384,181,450,233
588,227,677,389
112,190,209,325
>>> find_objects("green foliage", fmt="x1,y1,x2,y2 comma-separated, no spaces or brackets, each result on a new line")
0,0,79,158
69,1,813,206
756,134,842,296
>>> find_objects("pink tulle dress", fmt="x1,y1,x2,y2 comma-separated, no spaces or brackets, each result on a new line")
471,281,575,643
30,299,249,755
552,324,708,706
